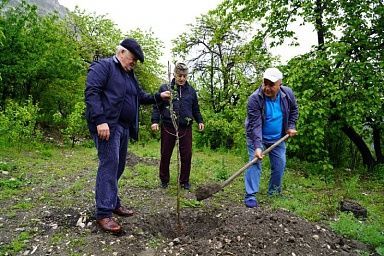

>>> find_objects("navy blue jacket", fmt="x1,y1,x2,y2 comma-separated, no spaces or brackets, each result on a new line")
85,56,161,140
151,79,203,127
245,85,299,149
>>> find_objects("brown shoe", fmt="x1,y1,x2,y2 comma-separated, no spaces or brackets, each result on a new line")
96,217,121,233
113,206,134,217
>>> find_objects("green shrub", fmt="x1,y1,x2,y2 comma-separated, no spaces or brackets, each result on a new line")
195,113,236,149
62,101,89,147
0,98,41,147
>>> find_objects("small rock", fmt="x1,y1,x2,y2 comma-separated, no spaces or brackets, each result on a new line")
31,246,38,254
215,241,223,249
287,236,295,243
312,235,320,240
270,215,278,222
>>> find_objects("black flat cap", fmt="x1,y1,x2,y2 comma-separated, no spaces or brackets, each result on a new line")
120,38,144,63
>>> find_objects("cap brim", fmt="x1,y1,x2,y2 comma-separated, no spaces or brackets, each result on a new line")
263,76,279,83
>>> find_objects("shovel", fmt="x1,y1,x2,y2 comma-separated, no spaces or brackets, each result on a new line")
195,134,290,201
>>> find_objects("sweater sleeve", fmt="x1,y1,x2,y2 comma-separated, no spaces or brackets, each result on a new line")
151,85,165,124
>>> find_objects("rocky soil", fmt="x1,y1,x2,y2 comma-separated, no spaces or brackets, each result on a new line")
0,152,376,256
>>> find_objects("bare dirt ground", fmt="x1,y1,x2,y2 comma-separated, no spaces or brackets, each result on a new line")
0,152,376,256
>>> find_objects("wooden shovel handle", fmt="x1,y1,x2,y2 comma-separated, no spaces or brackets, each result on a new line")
221,134,290,188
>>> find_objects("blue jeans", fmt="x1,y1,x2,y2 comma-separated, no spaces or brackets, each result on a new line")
244,141,286,202
92,124,129,219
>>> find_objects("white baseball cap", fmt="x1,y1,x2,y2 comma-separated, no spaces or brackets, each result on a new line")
263,68,283,82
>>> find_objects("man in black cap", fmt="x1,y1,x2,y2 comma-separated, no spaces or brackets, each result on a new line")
85,38,170,233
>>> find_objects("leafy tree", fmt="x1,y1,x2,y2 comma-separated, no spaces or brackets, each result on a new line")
65,7,122,63
218,0,384,169
0,1,84,122
173,11,272,113
172,10,273,149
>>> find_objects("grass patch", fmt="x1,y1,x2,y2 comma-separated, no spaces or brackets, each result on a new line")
0,231,31,255
11,201,34,210
330,212,384,249
0,139,383,254
123,164,158,189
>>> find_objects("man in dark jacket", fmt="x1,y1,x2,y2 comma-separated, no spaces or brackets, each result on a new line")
85,38,170,233
244,67,298,208
151,62,204,190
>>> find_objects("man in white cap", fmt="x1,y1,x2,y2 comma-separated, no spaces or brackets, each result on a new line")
244,67,299,208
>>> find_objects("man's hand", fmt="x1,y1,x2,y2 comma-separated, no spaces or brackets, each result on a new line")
254,148,263,159
198,123,205,131
287,129,297,137
160,91,171,100
151,123,159,131
97,123,110,141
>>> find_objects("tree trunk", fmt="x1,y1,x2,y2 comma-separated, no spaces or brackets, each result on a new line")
372,125,384,163
209,54,216,112
341,125,376,169
314,0,325,47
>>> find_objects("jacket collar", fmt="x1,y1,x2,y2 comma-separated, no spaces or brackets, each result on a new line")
171,78,190,89
113,55,134,75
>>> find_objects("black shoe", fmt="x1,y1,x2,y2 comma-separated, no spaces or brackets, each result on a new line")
160,181,168,189
181,182,190,190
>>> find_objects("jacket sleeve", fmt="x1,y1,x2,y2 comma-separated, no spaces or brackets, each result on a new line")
192,89,204,124
287,88,299,130
84,61,109,125
137,86,161,105
151,85,165,124
246,93,263,149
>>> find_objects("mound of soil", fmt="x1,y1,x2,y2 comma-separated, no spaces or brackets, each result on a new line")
18,203,371,256
139,207,371,255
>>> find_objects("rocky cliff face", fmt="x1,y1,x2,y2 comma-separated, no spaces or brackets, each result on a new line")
4,0,68,17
